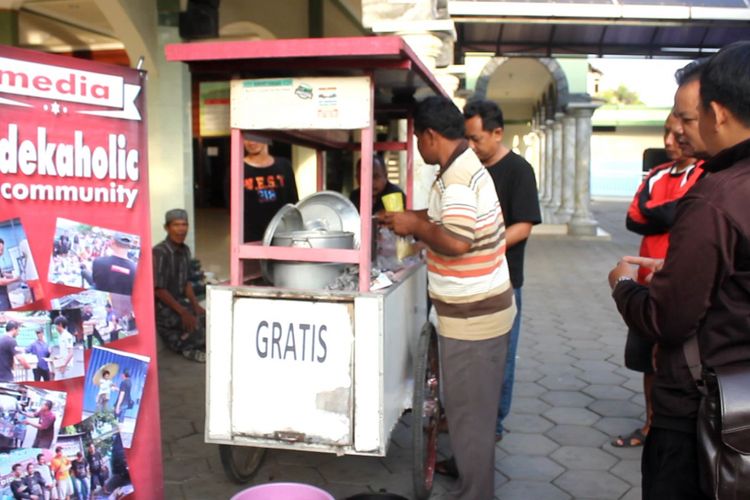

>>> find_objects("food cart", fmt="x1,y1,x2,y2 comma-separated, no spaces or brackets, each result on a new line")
166,36,446,499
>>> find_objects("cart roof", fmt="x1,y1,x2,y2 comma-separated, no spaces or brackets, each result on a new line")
165,36,448,118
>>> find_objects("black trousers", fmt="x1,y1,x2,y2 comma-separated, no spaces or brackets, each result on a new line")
642,427,710,500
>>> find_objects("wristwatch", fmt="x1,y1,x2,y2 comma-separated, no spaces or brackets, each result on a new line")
615,276,634,286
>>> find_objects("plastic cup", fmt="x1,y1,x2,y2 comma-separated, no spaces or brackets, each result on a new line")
381,192,404,212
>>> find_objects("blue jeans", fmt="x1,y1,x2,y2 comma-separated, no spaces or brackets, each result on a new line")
496,288,522,436
73,475,89,500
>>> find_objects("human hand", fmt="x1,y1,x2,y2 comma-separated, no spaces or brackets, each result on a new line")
194,303,206,317
379,211,419,237
608,259,638,290
622,255,664,284
180,310,197,332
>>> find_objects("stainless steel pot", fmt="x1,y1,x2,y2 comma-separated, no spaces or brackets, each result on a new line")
272,230,354,249
270,230,354,288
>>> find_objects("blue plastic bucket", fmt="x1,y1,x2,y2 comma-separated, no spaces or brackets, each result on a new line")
230,482,335,500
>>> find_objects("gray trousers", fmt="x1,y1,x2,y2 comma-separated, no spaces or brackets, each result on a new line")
440,333,509,500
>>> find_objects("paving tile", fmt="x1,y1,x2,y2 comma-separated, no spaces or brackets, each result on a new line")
160,417,197,442
532,352,579,365
514,367,544,382
496,455,565,481
620,486,642,500
577,370,628,385
574,360,620,372
538,374,588,391
508,396,551,415
583,384,635,401
503,413,555,433
543,407,600,426
163,456,211,482
318,456,394,485
538,362,583,376
495,479,571,500
550,446,617,470
569,349,612,361
544,424,610,447
588,399,645,418
553,470,630,499
512,381,547,397
601,440,645,461
564,339,605,350
163,481,185,500
541,390,594,408
498,432,559,456
610,458,641,485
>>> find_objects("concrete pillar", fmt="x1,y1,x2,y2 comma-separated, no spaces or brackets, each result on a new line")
567,103,601,236
536,125,547,203
549,112,564,222
542,119,555,214
0,9,18,45
555,112,576,224
147,26,195,248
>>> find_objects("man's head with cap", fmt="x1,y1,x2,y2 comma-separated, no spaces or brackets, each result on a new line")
113,232,134,248
164,208,189,245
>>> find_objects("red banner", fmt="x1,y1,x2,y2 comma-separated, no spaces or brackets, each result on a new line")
0,45,162,498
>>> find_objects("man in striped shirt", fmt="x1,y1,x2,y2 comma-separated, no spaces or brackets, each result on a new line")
381,96,516,500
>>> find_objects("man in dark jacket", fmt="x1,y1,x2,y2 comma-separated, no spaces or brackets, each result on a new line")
608,42,750,499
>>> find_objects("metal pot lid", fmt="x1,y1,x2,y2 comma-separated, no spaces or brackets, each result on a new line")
261,203,304,285
262,203,304,247
296,191,360,248
273,229,354,239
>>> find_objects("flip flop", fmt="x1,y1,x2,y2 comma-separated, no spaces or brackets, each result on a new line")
182,348,206,363
612,427,647,447
435,456,459,479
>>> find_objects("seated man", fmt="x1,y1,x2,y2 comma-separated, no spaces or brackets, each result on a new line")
349,154,406,214
152,209,205,363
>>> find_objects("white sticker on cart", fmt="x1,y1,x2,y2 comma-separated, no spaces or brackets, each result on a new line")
228,297,354,445
229,76,371,130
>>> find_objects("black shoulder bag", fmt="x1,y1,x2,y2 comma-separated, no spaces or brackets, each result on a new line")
684,336,750,499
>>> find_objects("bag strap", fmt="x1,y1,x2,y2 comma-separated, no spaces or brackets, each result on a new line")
683,335,707,396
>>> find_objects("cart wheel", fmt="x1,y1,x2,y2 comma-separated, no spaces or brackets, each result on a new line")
219,444,267,483
412,322,440,500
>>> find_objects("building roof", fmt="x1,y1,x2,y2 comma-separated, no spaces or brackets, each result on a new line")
450,0,750,58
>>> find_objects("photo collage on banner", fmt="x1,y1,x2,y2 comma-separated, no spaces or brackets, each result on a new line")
0,44,162,497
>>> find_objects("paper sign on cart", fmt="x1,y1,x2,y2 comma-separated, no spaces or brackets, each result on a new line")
229,298,355,445
230,76,371,130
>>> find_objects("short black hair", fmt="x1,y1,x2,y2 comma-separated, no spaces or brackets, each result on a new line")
12,463,21,472
414,96,465,140
36,453,44,461
675,57,711,86
55,446,62,453
0,238,4,245
53,316,67,328
463,99,505,131
700,41,750,128
123,369,130,377
43,400,53,409
357,154,386,174
102,370,110,377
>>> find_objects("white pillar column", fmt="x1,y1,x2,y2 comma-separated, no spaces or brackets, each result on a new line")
536,125,547,204
567,103,601,236
542,118,555,214
549,112,564,222
555,112,576,224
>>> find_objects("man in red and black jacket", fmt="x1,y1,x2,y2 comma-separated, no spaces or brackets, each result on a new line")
612,114,704,448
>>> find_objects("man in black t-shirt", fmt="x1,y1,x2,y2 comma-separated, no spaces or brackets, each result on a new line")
242,132,299,242
464,100,542,442
86,442,106,495
87,232,137,295
0,321,30,382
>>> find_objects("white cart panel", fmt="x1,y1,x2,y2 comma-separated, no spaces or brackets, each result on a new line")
231,298,355,445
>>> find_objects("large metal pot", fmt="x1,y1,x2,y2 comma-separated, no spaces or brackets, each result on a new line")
270,230,354,288
272,230,353,249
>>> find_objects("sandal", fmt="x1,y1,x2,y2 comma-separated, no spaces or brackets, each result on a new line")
435,456,459,479
182,348,206,363
612,427,647,447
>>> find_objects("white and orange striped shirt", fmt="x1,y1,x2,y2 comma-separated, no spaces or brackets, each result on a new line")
427,146,516,341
